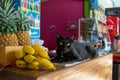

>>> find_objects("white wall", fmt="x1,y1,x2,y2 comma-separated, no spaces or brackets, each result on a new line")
98,0,113,9
98,0,120,9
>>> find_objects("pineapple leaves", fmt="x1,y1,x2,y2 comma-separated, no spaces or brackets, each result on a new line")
0,0,30,34
0,0,18,34
15,7,30,31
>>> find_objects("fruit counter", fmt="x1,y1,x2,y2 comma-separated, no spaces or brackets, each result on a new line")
0,53,112,80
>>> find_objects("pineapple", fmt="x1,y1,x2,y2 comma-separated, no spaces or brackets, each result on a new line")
15,8,31,46
0,0,18,46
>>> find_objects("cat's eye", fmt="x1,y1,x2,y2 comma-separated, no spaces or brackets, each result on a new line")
59,42,63,45
67,43,71,47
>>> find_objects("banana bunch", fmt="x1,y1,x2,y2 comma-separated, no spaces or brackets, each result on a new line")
14,45,56,71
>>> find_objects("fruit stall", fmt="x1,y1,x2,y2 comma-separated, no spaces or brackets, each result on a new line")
0,0,113,80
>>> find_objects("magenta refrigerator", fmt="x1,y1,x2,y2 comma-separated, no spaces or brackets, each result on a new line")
14,0,40,40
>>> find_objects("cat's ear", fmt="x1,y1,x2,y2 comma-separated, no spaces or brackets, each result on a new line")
70,35,75,41
56,33,62,39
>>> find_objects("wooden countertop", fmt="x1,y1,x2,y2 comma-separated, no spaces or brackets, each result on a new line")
0,53,113,80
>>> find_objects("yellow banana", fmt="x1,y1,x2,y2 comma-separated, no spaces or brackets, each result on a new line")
36,56,56,71
32,45,50,59
15,50,26,59
22,46,35,55
27,61,40,69
15,59,26,68
24,55,37,63
34,51,39,56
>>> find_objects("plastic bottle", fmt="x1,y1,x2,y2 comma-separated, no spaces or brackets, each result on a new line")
116,35,120,52
35,15,40,28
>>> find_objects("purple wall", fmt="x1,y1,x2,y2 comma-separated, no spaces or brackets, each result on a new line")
41,0,84,50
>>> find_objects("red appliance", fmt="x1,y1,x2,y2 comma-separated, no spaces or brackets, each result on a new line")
106,17,120,43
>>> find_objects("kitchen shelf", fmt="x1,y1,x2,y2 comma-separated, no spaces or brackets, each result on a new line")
78,18,98,43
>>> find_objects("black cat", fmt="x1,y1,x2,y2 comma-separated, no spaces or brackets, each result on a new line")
52,33,98,63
